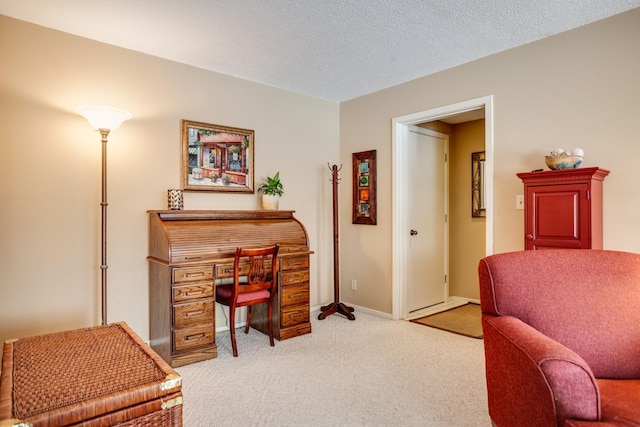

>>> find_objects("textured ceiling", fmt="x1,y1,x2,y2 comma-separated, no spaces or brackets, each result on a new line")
1,0,639,102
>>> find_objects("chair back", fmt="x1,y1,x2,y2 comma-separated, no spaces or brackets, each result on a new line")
233,245,279,296
479,249,640,378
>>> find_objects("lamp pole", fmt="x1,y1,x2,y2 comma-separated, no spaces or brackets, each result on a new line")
99,128,110,325
77,106,131,325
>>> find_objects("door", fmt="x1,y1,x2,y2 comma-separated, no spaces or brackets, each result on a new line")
405,126,448,312
526,183,589,249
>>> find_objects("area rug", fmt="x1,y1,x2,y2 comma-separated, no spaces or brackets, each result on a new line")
411,303,483,339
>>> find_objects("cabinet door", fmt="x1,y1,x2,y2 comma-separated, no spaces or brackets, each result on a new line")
526,183,590,249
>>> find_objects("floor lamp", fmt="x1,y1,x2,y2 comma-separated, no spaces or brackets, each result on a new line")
77,106,132,325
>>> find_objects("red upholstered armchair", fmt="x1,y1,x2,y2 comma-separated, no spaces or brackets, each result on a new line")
478,249,640,427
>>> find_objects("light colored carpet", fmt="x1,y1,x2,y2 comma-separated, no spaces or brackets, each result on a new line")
175,311,490,426
411,304,483,339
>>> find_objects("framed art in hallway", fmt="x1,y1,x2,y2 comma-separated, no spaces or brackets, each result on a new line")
471,151,486,217
352,150,377,225
181,119,254,192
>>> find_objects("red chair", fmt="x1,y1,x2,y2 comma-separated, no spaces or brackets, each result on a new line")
478,249,640,426
216,245,279,357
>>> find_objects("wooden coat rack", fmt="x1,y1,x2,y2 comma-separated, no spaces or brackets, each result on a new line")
319,164,355,321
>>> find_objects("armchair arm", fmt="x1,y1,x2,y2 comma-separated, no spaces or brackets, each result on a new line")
483,315,600,427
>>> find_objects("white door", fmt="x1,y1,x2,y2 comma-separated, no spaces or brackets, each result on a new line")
406,126,448,312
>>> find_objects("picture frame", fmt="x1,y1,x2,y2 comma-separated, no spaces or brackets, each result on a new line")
181,119,254,192
352,150,377,225
472,151,486,218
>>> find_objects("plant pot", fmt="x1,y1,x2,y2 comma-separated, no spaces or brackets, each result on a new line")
261,194,280,210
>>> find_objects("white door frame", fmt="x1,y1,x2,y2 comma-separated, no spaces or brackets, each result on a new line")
391,96,495,320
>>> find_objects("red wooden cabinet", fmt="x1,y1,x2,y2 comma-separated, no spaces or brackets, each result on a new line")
517,167,609,250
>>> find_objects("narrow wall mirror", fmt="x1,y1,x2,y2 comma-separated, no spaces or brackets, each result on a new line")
472,151,486,218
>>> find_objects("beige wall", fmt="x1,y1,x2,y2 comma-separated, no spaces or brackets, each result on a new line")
2,9,640,346
0,16,339,346
339,9,640,313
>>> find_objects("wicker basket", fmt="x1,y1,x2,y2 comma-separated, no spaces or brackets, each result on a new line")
0,322,182,426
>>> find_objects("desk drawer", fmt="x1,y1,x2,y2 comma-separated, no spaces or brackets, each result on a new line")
173,300,214,329
173,283,213,303
215,261,255,279
281,304,310,328
281,270,309,287
280,256,309,271
278,245,309,255
281,283,309,307
173,324,214,352
172,266,213,283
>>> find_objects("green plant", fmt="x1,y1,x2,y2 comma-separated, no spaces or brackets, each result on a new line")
257,171,284,196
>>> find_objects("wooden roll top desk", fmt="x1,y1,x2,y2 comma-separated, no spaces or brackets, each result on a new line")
148,210,313,367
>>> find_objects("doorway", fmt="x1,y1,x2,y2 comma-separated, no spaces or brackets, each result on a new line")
391,96,494,320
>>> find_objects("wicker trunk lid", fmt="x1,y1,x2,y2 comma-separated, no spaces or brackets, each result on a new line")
0,322,182,426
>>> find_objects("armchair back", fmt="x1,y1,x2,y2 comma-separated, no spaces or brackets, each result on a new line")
479,249,640,378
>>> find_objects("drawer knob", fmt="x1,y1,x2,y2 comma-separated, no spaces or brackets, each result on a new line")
185,310,204,317
184,290,203,297
185,272,204,278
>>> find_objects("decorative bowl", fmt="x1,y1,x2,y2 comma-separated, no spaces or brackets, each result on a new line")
544,155,583,170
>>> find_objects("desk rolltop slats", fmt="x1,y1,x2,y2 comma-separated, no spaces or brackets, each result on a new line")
149,211,311,264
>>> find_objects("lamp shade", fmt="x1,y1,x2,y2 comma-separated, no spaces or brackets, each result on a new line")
77,105,132,131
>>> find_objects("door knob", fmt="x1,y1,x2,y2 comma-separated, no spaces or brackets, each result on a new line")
410,229,418,236
526,234,533,240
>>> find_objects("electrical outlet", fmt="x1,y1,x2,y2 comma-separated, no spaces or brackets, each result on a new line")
351,279,357,291
516,195,524,210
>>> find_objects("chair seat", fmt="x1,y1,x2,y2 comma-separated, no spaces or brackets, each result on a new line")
564,379,640,426
597,378,640,424
216,284,270,304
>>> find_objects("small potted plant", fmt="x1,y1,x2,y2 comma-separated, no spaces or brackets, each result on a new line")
257,171,284,210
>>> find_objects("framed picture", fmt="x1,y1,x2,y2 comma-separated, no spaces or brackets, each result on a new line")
181,119,254,192
472,151,486,217
352,150,377,225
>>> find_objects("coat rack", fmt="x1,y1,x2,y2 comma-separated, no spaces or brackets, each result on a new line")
319,164,356,321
